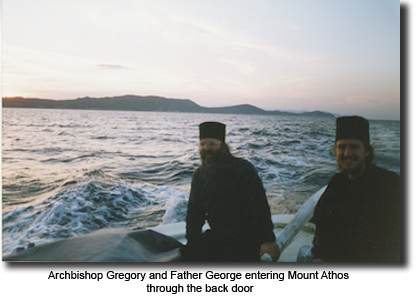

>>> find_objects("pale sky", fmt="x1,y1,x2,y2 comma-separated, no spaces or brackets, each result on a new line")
1,0,400,120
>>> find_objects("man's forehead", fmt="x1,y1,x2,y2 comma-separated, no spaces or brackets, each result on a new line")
200,138,222,142
336,139,364,146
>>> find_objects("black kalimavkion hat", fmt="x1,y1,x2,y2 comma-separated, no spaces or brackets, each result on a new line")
199,122,226,141
336,116,370,147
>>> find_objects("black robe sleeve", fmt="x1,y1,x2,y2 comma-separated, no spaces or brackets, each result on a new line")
310,182,336,260
185,170,205,244
243,164,276,245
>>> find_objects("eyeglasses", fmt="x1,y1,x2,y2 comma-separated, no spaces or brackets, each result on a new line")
199,140,221,147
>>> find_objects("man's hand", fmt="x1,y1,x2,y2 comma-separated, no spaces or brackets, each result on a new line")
259,242,281,262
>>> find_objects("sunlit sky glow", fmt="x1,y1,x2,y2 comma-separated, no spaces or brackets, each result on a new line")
2,0,400,120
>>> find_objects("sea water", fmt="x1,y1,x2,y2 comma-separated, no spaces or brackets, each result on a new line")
1,108,400,256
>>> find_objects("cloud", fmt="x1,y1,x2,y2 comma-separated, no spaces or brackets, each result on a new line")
96,64,128,70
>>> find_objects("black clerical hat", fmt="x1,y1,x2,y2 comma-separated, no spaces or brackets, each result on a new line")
336,116,370,147
199,122,226,141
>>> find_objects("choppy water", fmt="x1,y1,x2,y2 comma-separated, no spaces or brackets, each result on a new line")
2,108,400,256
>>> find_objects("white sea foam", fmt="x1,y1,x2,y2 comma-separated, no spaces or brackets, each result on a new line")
2,177,191,255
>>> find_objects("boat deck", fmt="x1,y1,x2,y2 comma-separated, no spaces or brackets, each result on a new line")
152,214,315,262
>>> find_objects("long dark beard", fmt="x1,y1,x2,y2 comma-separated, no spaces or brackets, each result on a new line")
201,144,232,175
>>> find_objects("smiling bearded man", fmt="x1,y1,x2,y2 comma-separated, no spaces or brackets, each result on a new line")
305,116,401,262
181,122,279,262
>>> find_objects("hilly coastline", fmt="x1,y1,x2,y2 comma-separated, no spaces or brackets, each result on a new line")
2,95,335,118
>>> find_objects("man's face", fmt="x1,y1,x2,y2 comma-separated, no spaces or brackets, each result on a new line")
335,139,370,180
199,138,222,161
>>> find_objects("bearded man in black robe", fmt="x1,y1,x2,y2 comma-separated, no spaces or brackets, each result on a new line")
305,116,401,262
181,122,280,262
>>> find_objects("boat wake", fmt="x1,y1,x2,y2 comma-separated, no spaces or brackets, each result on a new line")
2,170,189,256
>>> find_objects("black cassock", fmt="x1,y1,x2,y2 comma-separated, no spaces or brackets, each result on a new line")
183,156,275,262
311,164,401,262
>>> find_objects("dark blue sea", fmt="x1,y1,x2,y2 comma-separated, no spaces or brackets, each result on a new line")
1,108,400,256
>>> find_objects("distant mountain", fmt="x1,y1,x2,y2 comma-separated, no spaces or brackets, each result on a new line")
2,95,335,118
